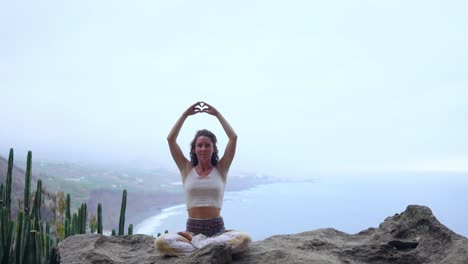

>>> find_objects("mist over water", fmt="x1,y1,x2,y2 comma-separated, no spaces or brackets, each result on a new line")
135,174,468,241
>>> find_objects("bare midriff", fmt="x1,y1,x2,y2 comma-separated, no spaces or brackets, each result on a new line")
188,207,221,219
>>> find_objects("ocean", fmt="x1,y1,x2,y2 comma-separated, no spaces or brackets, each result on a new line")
135,174,468,241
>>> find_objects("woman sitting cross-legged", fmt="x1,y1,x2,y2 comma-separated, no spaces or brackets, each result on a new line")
155,102,252,256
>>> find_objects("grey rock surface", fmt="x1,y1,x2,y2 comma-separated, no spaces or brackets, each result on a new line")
59,205,468,264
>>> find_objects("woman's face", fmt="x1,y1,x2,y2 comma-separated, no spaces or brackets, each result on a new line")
194,136,214,163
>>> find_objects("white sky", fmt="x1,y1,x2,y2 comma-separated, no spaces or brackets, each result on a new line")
1,1,467,178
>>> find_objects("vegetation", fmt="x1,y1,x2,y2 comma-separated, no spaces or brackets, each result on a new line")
0,148,134,263
118,189,127,236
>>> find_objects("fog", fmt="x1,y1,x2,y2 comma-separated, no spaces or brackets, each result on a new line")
1,1,467,179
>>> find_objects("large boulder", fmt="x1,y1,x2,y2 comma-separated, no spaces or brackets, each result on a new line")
59,205,468,264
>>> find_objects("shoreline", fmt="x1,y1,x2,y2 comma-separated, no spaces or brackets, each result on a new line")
130,176,279,233
134,179,468,240
134,181,281,235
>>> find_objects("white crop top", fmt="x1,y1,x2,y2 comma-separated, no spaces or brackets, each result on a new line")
183,167,226,209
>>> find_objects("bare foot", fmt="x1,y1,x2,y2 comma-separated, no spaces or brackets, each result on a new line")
177,232,193,242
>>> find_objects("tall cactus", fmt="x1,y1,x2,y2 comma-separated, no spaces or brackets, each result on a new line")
65,218,70,238
84,203,87,234
97,203,103,234
32,179,43,233
24,151,32,215
0,149,15,263
14,211,24,264
1,149,63,264
19,209,31,264
5,148,14,213
79,203,87,234
35,231,44,264
118,189,127,236
0,215,15,264
66,193,71,221
0,184,4,206
50,247,59,264
1,149,131,263
77,205,82,234
72,213,78,235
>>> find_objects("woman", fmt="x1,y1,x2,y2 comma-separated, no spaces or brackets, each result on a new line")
155,102,252,256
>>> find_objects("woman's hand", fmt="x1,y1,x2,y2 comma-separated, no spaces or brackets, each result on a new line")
200,102,219,117
184,102,204,117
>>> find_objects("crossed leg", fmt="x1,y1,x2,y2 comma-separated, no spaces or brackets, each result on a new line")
154,233,197,256
191,230,252,254
155,231,252,256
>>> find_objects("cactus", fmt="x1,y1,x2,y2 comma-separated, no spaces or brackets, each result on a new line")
19,216,31,264
32,179,43,233
83,203,87,234
111,229,116,236
64,218,70,238
78,203,87,234
25,225,35,263
0,184,4,206
97,203,103,234
24,151,32,215
0,149,17,264
0,205,12,264
5,148,14,213
118,189,127,236
77,205,82,234
49,246,59,264
72,213,78,235
66,193,71,222
35,231,43,264
1,149,133,263
14,211,24,264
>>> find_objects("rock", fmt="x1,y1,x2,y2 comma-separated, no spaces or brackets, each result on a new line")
176,243,232,264
59,205,468,264
58,234,159,264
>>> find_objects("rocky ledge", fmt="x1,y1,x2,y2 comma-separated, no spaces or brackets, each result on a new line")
59,205,468,264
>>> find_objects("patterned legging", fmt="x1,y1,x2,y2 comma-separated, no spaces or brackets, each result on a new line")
155,217,252,256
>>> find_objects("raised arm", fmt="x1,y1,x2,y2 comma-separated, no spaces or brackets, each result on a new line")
202,102,237,178
167,102,202,177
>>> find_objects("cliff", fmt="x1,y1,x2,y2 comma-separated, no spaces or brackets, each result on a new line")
59,205,468,264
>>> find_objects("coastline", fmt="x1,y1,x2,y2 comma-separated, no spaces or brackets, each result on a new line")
134,181,279,235
135,179,468,240
130,174,278,233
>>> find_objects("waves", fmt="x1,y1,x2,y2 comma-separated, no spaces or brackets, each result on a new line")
135,204,186,235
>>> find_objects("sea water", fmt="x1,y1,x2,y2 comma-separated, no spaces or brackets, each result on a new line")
135,174,468,241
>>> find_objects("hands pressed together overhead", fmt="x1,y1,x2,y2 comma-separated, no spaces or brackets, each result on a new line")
185,102,219,117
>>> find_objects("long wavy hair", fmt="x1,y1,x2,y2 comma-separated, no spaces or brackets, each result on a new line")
190,129,219,167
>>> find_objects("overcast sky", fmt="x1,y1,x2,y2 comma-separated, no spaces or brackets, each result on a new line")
1,1,467,178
